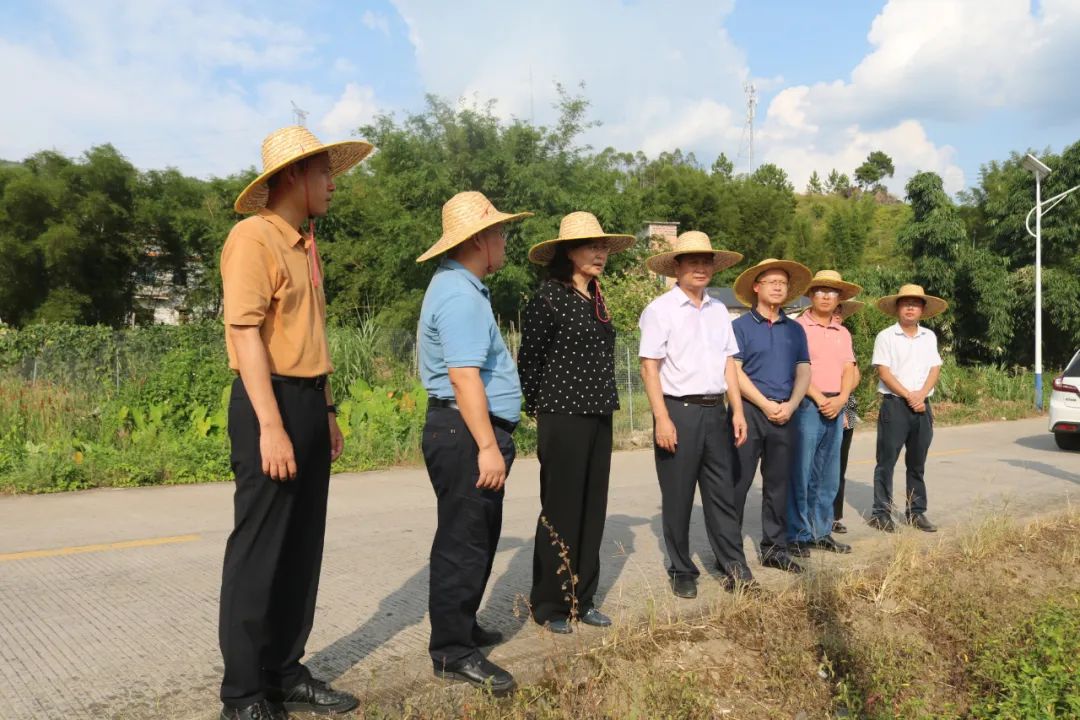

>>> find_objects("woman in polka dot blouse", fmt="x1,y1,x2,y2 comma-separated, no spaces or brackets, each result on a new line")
518,212,636,634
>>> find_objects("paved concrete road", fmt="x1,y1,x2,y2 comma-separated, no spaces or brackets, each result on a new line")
1,417,1077,719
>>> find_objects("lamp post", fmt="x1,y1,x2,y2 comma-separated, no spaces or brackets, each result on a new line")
1021,153,1080,410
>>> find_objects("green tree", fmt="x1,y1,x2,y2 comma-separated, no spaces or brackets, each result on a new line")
806,170,824,195
710,152,734,180
750,163,794,193
854,150,895,191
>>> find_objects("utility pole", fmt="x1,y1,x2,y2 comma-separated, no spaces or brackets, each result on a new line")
736,81,757,176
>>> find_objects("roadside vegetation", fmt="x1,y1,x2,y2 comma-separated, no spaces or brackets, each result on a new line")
353,509,1080,719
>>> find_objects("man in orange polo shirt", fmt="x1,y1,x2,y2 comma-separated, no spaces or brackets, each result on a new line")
217,126,371,720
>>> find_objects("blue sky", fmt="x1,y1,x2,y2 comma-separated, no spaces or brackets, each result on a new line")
2,0,1078,196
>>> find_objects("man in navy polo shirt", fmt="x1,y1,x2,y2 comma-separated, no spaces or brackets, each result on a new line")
731,259,812,573
415,191,532,695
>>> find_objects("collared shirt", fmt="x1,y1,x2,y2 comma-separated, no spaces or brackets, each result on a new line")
798,311,856,394
221,209,331,377
418,258,522,422
732,307,810,401
518,280,619,416
638,285,740,396
872,322,943,396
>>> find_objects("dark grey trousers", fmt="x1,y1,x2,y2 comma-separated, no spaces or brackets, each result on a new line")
654,397,745,578
871,395,934,518
733,403,794,552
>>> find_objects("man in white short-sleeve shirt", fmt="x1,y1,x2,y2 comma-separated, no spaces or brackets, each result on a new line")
638,231,749,598
869,284,948,533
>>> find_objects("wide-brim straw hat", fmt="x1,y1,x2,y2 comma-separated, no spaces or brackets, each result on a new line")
836,299,865,321
527,212,636,265
234,126,374,214
645,231,743,278
876,284,948,319
416,191,532,263
804,270,863,302
733,258,812,307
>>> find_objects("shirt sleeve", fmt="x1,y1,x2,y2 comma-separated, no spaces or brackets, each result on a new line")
871,330,890,368
841,327,856,364
793,323,810,364
221,228,276,327
928,332,943,367
720,312,740,359
638,302,667,359
517,290,557,416
433,291,493,368
732,317,747,362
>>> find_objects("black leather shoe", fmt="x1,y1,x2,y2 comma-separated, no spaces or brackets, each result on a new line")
907,513,938,532
546,618,572,634
434,652,516,695
720,563,759,592
267,677,357,715
787,541,811,558
811,535,852,554
868,515,897,533
473,625,504,646
580,608,612,627
832,520,848,534
760,549,803,574
671,575,697,598
219,700,287,720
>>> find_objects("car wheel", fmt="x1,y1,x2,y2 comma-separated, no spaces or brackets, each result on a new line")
1054,432,1080,451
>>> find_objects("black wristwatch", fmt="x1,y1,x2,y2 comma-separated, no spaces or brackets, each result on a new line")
327,404,337,415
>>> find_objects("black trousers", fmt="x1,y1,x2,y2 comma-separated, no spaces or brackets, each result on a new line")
219,377,330,708
531,413,612,623
654,397,744,578
834,426,854,521
733,402,795,551
423,407,515,666
872,395,934,518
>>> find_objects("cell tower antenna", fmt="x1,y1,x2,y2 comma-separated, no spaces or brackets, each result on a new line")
291,100,309,127
736,81,757,175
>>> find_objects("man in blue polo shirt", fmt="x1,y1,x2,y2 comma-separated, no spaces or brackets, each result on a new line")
416,191,532,695
731,259,812,573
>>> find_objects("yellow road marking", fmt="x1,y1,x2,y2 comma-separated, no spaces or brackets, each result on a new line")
850,448,972,466
0,534,200,562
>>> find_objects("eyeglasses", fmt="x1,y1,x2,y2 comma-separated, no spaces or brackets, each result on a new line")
812,288,841,297
581,241,611,253
757,280,788,288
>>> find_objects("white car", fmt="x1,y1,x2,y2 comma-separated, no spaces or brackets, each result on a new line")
1049,349,1080,451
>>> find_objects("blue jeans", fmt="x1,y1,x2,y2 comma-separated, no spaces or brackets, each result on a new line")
787,398,843,543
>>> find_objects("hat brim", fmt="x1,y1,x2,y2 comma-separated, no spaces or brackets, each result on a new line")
416,211,534,263
837,299,865,321
527,233,636,265
234,139,374,214
645,250,743,278
733,260,813,307
876,293,948,319
804,278,863,302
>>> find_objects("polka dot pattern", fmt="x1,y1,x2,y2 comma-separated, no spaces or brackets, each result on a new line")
518,279,620,417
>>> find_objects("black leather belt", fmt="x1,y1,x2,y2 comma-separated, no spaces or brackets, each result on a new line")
271,374,327,391
665,394,726,407
883,393,931,403
428,397,518,434
823,391,840,398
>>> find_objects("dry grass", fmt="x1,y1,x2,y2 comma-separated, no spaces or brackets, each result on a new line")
348,507,1080,719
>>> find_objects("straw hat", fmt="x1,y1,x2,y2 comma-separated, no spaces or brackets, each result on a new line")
876,284,948,319
645,231,743,278
804,270,863,302
234,126,373,214
732,258,812,307
416,191,532,263
836,299,865,322
527,212,635,265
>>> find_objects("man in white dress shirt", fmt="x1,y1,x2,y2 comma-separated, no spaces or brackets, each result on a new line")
638,232,749,598
869,284,948,533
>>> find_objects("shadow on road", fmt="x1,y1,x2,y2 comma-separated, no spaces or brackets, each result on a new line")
1001,458,1080,486
1013,433,1060,452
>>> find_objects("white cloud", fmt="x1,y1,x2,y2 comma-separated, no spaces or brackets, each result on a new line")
390,0,746,160
756,0,1080,196
321,83,380,137
361,10,391,36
